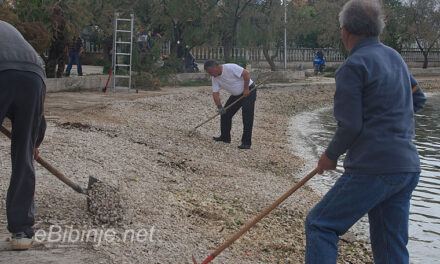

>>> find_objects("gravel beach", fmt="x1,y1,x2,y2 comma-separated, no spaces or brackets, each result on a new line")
6,75,438,263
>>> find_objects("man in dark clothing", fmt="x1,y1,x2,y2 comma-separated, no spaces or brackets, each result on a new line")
304,1,426,263
0,20,46,250
65,35,83,76
204,60,256,149
46,4,67,78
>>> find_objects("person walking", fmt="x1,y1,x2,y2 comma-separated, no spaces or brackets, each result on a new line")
304,1,426,263
0,20,47,250
65,35,83,76
204,60,256,149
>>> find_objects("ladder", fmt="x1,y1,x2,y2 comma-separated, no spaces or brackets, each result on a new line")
112,13,137,93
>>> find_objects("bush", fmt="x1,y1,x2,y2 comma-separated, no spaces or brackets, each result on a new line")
132,72,161,90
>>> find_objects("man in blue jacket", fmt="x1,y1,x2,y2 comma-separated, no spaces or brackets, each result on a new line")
0,20,46,250
305,1,426,263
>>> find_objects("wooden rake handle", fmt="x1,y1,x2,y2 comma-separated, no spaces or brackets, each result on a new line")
194,168,319,264
0,125,87,195
194,82,422,263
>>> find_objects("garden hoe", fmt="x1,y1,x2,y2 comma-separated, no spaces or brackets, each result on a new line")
192,168,319,264
188,75,271,137
1,125,100,199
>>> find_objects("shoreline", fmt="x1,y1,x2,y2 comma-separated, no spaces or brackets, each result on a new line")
6,77,430,263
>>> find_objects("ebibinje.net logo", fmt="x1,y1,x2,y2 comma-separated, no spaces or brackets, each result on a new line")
35,225,155,246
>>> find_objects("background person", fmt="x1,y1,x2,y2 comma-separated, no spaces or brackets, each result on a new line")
0,20,47,251
305,1,426,263
65,35,83,76
204,60,256,150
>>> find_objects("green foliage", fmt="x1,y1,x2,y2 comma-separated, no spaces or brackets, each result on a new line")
132,40,162,73
14,0,51,24
227,57,249,69
287,1,345,48
179,81,211,87
132,71,161,90
381,0,408,52
150,0,218,52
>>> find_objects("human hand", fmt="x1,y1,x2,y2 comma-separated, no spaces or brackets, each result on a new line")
217,105,226,115
243,88,249,97
317,152,337,174
34,149,39,160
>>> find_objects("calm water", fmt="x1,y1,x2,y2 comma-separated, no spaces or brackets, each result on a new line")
290,94,440,263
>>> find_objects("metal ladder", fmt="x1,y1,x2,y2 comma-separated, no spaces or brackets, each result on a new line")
112,13,137,93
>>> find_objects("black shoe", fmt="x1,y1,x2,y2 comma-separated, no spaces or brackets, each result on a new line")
238,144,251,149
213,136,230,143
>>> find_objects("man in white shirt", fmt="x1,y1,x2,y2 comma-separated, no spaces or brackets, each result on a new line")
204,60,256,149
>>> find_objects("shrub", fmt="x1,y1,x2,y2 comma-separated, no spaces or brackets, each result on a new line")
132,72,161,90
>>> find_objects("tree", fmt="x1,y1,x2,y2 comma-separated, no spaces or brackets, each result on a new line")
382,0,410,53
150,0,218,57
240,0,284,70
287,0,343,49
215,0,255,62
406,0,440,68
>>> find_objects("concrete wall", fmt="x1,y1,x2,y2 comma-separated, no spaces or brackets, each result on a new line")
45,75,108,92
168,69,306,85
410,67,440,76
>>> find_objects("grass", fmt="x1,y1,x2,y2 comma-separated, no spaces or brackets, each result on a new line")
179,81,212,87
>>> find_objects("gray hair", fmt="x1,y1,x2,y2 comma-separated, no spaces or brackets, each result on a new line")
204,60,218,70
339,0,385,37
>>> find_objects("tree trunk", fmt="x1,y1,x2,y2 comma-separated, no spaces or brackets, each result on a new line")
262,46,277,71
423,52,428,69
223,38,232,62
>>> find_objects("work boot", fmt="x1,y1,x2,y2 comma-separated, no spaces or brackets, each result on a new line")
11,232,34,251
237,144,251,150
213,136,230,143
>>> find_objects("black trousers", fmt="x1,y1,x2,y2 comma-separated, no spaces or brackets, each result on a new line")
220,85,256,146
0,70,46,237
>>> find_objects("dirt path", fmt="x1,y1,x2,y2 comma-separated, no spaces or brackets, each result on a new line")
0,78,381,263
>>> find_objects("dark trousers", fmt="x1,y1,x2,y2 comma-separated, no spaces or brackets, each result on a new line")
0,70,46,237
220,86,256,146
65,51,82,76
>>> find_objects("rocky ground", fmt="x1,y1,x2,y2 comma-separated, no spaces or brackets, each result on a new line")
1,75,437,263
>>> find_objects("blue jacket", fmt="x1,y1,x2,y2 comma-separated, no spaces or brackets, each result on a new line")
325,37,426,174
313,56,325,66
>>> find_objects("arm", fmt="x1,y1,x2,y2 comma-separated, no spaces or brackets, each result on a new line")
410,75,426,113
241,69,251,97
34,115,46,160
36,115,46,149
325,65,363,160
317,64,363,174
212,92,221,107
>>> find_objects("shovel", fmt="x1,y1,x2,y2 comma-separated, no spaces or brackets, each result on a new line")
192,168,319,264
1,125,98,196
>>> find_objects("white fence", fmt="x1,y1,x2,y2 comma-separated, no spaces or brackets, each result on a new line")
188,47,440,63
82,39,440,63
189,46,346,62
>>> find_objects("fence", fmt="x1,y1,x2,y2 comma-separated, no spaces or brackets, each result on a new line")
189,46,346,62
188,46,440,63
400,48,440,62
82,40,440,63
